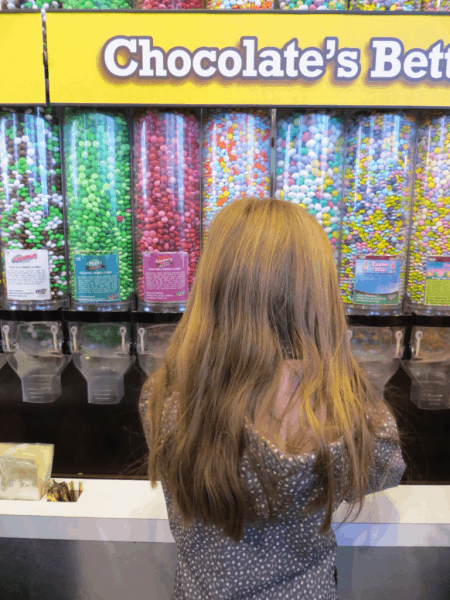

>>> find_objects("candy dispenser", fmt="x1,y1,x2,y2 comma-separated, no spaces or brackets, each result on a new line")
63,109,133,311
339,110,416,316
136,323,177,377
0,108,67,310
1,321,70,403
421,0,450,9
69,322,134,404
349,0,419,9
207,0,273,7
133,109,200,312
406,111,450,315
401,326,450,409
134,0,200,8
278,0,345,9
348,325,405,396
61,0,131,7
202,108,271,244
274,109,345,268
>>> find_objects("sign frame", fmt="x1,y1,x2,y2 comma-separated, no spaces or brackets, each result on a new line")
46,10,450,109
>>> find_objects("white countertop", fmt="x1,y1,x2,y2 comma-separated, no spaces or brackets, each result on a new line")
1,479,449,546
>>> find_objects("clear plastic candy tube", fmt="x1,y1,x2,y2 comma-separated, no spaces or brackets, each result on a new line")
406,111,450,315
134,0,200,8
278,0,345,10
63,109,133,310
339,110,416,315
202,108,271,241
274,109,344,266
0,108,67,309
349,0,418,9
133,109,200,312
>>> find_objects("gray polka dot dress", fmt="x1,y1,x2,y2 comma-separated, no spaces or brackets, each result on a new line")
139,386,406,600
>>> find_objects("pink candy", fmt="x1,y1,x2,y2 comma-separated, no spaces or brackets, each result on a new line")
133,109,201,306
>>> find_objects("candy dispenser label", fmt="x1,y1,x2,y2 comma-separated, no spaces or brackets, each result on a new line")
353,255,401,305
143,252,188,303
4,249,51,301
74,253,120,304
424,258,450,306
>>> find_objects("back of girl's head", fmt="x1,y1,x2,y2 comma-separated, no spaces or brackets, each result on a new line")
193,196,346,366
143,196,404,544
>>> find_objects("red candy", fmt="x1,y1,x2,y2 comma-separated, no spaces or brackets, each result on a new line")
133,109,201,307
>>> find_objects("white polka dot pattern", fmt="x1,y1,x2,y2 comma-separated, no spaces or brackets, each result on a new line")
139,384,406,599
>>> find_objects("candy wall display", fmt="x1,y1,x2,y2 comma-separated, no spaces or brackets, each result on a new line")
339,110,416,315
61,0,131,7
278,0,345,9
421,0,450,9
0,108,67,310
202,108,271,242
63,109,133,311
349,0,418,8
133,109,200,312
207,0,273,9
406,112,450,315
274,110,344,266
134,0,200,8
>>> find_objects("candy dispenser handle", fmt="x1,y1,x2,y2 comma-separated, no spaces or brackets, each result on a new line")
395,330,403,359
70,326,78,352
120,327,127,353
2,325,11,352
413,331,423,359
138,327,146,353
51,325,59,352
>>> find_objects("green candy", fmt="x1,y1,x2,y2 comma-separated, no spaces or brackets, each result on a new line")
64,109,133,307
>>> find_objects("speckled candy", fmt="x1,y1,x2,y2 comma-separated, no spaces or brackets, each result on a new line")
63,109,133,308
61,0,130,6
135,0,200,7
202,109,271,240
207,0,273,8
133,109,200,308
274,110,344,265
278,0,345,9
339,110,416,311
421,0,450,9
350,0,418,9
0,108,67,308
406,112,450,312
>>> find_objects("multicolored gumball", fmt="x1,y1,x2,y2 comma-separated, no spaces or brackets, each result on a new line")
339,110,416,313
202,108,271,241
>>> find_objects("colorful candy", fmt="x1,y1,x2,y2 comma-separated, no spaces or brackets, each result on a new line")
133,109,200,310
135,0,200,7
421,0,450,9
339,110,416,313
0,108,67,309
278,0,345,9
61,0,131,6
207,0,273,8
406,112,450,312
202,108,271,240
350,0,418,9
274,110,344,265
63,109,133,310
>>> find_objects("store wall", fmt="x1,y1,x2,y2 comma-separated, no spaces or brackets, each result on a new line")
1,539,450,600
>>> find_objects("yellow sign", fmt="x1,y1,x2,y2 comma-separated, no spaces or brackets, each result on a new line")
47,11,450,107
0,13,45,105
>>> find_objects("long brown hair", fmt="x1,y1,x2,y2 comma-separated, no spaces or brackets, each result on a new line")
141,197,407,544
